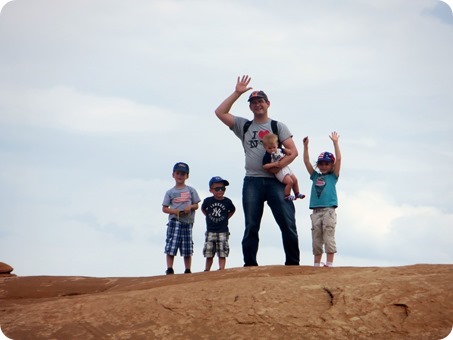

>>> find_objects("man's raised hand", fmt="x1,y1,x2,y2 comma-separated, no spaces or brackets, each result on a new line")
235,75,253,94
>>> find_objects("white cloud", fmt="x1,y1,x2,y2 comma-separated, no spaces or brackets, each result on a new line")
339,189,453,264
0,86,188,133
342,190,403,235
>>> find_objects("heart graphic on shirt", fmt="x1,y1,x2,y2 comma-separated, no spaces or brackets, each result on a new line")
258,130,270,139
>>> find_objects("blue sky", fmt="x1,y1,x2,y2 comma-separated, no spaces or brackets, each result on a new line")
0,0,452,277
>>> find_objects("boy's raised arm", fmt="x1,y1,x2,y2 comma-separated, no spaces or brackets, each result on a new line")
330,131,341,177
303,136,314,175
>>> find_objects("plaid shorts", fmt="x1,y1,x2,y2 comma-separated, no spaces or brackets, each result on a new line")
310,208,337,255
164,219,193,257
203,231,230,258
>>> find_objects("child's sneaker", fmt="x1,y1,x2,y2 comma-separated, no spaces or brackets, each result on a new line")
295,193,306,200
165,267,174,275
321,262,333,268
285,195,295,201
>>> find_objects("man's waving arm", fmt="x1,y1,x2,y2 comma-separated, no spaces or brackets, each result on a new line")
215,75,253,128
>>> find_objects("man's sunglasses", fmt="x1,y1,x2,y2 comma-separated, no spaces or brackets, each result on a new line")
212,186,226,192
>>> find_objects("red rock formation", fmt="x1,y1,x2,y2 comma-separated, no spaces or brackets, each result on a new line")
0,264,452,339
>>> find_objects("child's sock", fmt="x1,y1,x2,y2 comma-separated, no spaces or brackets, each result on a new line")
326,262,333,267
314,262,321,267
295,193,306,199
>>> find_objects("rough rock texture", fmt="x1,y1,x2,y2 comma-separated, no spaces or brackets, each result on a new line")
0,264,452,339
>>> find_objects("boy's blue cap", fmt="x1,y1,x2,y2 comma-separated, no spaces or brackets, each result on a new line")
317,152,335,163
173,162,189,174
209,176,229,187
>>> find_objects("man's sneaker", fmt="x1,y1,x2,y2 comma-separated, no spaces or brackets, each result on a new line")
285,195,295,201
184,269,191,274
296,193,306,199
165,268,174,275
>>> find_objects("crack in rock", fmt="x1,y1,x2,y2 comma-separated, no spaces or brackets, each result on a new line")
323,287,334,306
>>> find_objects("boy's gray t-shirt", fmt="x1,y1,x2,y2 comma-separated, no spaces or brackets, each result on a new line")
162,185,201,224
232,117,293,177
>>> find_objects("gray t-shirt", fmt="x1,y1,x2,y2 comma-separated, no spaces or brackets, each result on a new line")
162,185,201,224
232,117,293,177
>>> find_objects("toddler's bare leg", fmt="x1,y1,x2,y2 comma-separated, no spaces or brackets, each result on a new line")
282,175,293,196
291,174,300,194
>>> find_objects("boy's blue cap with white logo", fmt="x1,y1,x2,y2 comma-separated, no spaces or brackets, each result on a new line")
173,162,189,174
317,152,335,163
209,176,229,188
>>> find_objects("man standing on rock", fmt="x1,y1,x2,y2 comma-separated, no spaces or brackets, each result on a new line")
214,75,300,266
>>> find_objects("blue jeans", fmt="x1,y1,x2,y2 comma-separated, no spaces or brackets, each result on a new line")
242,176,300,266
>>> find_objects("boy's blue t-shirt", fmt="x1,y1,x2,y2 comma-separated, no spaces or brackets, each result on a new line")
309,172,338,209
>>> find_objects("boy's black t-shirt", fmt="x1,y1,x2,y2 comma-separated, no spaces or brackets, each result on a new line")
202,196,236,233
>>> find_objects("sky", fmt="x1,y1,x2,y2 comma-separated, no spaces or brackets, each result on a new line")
0,0,452,277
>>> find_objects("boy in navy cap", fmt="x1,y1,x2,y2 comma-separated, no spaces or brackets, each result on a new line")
162,162,201,275
201,176,236,271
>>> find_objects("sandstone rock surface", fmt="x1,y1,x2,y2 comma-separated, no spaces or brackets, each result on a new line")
0,262,13,275
0,264,452,339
